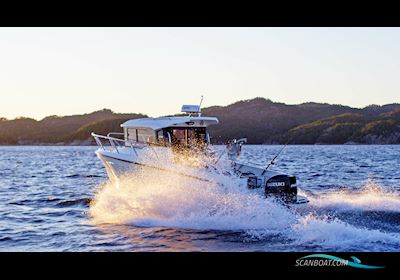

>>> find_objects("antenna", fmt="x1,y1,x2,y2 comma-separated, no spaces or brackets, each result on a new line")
198,95,204,116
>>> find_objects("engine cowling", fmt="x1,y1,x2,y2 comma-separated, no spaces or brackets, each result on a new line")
265,175,297,203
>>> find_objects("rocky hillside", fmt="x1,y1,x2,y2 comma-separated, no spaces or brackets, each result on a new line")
0,109,146,145
1,98,399,145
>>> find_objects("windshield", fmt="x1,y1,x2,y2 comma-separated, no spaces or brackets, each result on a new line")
172,128,186,145
165,127,207,148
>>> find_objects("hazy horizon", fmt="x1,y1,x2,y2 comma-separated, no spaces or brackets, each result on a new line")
1,27,400,120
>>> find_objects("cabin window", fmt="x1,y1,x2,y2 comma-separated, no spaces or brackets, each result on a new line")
188,127,207,145
156,129,173,146
167,127,207,147
137,128,155,143
156,130,166,145
127,128,138,142
172,129,186,144
156,130,164,141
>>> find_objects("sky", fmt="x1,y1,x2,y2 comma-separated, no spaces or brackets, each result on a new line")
0,27,400,120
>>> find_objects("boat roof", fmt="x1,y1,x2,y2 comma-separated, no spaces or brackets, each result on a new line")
121,116,219,130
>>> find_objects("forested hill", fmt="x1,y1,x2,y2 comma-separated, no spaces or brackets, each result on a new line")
202,98,400,144
1,98,400,145
0,109,147,145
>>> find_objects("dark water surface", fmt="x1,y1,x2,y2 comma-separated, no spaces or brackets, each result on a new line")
0,145,399,251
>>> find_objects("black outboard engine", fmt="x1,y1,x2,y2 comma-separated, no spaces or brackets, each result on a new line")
265,175,297,203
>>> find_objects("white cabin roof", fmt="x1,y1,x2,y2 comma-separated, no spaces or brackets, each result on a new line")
121,116,219,130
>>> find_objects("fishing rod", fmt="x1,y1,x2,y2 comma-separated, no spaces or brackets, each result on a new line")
214,149,226,165
262,138,292,175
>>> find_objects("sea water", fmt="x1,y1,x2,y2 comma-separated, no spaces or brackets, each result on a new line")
0,145,399,251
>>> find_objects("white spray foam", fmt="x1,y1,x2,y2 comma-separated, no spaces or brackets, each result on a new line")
89,160,400,250
291,213,400,250
89,169,296,233
309,179,400,212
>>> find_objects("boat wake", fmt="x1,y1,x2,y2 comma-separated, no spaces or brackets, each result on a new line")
89,171,400,251
307,180,400,212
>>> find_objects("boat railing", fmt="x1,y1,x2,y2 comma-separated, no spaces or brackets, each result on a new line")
91,132,164,159
107,132,125,138
91,132,145,156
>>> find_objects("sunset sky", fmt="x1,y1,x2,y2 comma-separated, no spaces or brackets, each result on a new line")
1,27,400,120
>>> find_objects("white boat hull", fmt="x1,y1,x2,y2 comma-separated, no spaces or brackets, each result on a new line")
95,148,309,207
97,152,136,180
96,148,212,183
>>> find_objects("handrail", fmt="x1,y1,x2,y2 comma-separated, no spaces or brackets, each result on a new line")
206,132,211,144
92,132,166,147
139,135,159,160
166,131,172,144
93,132,132,155
91,132,165,159
92,132,137,144
107,132,124,137
107,132,126,149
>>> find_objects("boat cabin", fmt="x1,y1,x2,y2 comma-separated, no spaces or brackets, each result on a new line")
120,105,219,149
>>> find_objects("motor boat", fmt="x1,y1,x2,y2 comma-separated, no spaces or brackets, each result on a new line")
92,103,309,206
